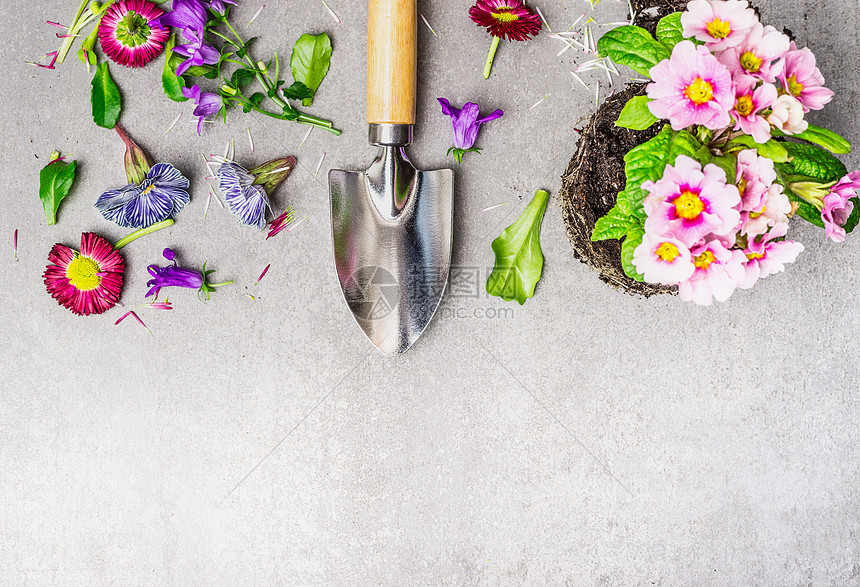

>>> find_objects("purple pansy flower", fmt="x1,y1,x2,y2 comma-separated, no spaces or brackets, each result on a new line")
217,162,270,229
152,0,208,37
182,84,223,134
438,98,503,162
146,248,232,300
95,163,190,229
173,30,220,76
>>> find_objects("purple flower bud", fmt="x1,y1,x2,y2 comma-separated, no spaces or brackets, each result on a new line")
145,248,204,297
182,84,223,134
438,98,503,150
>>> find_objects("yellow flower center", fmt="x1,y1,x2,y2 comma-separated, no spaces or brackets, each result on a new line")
66,254,102,291
735,95,754,116
706,18,732,39
740,51,763,73
141,184,155,195
787,75,805,97
737,178,748,198
684,77,714,105
693,249,716,270
491,9,519,23
674,190,706,220
749,206,765,219
746,251,765,260
655,242,681,262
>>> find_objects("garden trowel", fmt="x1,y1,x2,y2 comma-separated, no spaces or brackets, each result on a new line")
329,0,453,356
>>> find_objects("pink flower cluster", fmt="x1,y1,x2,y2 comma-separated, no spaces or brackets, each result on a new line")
648,0,833,142
633,152,804,305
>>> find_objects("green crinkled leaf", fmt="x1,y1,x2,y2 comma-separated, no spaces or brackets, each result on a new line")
621,125,675,218
711,154,738,184
616,95,658,130
782,142,847,182
596,25,670,78
621,221,646,282
230,67,256,88
670,130,710,165
162,34,188,102
592,197,635,241
283,80,313,101
655,12,685,50
91,62,122,128
39,159,77,226
843,198,860,234
290,33,332,107
773,124,852,154
728,135,789,163
784,188,825,228
486,190,550,305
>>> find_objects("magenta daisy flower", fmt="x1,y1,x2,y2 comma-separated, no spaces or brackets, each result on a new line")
646,41,735,131
469,0,541,79
43,233,126,316
98,0,170,68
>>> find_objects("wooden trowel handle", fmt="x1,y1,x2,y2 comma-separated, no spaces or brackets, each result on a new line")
367,0,417,125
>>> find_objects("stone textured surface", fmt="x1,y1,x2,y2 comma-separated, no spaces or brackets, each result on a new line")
2,0,859,584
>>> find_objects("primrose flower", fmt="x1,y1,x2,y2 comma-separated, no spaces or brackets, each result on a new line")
731,75,777,144
678,238,746,305
778,43,834,112
173,30,220,76
469,0,541,79
643,155,741,246
718,23,790,83
738,223,804,289
438,98,503,163
146,248,232,299
736,149,777,211
767,94,808,135
153,0,209,38
98,0,170,68
632,233,696,285
647,41,735,131
216,157,294,229
182,84,223,135
740,183,791,238
822,172,860,242
681,0,758,51
43,233,125,316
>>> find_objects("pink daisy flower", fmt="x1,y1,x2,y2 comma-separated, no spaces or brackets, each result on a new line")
647,41,735,130
632,233,696,285
822,171,860,243
718,23,790,83
43,233,125,316
730,75,777,143
643,155,741,246
678,238,746,305
738,222,804,289
778,42,834,112
468,0,542,42
98,0,170,68
681,0,758,51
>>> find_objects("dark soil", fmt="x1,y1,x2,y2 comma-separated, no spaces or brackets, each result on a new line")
559,0,689,296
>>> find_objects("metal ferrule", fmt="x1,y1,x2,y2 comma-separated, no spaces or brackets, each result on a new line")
369,123,413,147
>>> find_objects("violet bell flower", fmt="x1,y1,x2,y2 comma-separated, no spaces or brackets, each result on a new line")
207,0,236,15
182,84,223,134
146,248,232,300
173,30,220,76
438,98,503,163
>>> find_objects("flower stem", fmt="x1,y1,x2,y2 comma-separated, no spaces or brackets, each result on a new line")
56,0,91,64
208,281,234,287
483,36,501,80
114,219,174,250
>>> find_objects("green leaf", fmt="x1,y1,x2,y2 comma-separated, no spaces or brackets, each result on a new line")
784,188,825,228
727,135,789,163
620,125,674,217
77,23,100,68
774,124,852,155
843,198,860,234
290,32,332,106
655,12,685,50
230,67,256,88
91,62,122,129
621,221,646,282
596,25,670,78
711,154,737,184
781,142,847,183
592,197,635,241
39,158,78,226
669,130,710,165
162,33,188,102
616,95,658,130
486,190,550,305
282,80,313,101
235,36,257,60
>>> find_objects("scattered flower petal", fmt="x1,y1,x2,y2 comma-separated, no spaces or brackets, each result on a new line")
256,264,270,285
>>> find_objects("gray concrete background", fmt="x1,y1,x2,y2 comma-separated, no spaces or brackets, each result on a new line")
2,0,859,584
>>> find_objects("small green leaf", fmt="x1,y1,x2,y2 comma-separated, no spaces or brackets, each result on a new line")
781,142,847,183
596,25,670,78
592,198,635,241
621,221,646,282
290,32,332,107
616,95,658,130
91,62,122,129
283,80,313,101
77,23,99,68
486,190,550,305
39,157,78,226
773,124,852,154
655,12,685,50
670,130,710,165
843,198,860,234
728,135,789,163
162,33,188,102
230,67,256,88
711,154,737,184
